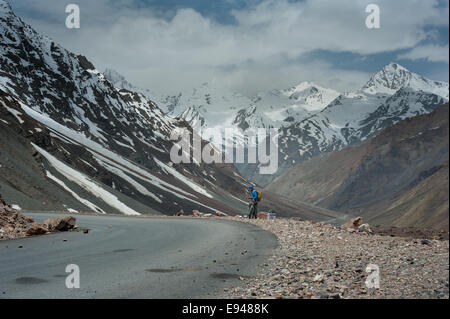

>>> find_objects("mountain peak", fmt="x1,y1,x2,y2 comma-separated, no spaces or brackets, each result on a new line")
287,81,325,94
103,68,155,99
103,68,135,91
104,68,127,82
362,62,428,95
384,62,409,72
362,62,414,95
361,62,449,98
0,0,13,17
294,81,318,89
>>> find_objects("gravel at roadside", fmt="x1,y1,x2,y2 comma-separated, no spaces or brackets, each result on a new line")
221,217,449,299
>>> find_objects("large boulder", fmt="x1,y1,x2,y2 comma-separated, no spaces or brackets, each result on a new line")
176,210,184,217
26,223,50,236
41,216,77,232
358,223,373,234
1,194,78,240
341,217,363,230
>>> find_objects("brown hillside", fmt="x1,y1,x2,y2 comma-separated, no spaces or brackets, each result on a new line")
267,104,449,230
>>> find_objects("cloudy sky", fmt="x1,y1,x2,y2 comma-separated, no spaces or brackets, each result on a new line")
10,0,449,95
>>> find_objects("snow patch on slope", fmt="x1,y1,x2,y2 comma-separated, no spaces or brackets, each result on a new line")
154,158,213,198
32,143,141,215
46,171,106,214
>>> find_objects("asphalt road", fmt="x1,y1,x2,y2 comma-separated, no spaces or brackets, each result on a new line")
0,213,277,299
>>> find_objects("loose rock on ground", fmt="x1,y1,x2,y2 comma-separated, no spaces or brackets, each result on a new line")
1,194,78,240
221,217,449,299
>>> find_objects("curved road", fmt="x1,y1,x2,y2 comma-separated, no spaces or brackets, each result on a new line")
0,213,277,299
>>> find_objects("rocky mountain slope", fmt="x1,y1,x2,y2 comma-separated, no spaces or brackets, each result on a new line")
267,104,449,230
105,72,340,164
1,0,340,221
0,0,252,216
105,62,448,188
144,81,340,131
103,68,155,100
257,64,448,184
138,63,448,187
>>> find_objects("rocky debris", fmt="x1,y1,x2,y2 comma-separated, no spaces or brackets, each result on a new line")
40,216,77,232
257,212,268,219
176,210,184,217
42,216,77,232
341,216,363,230
358,224,373,234
1,194,79,240
1,194,35,240
372,225,449,240
215,211,227,217
26,224,49,236
25,216,77,237
222,217,449,299
256,211,277,220
190,210,226,217
313,274,324,283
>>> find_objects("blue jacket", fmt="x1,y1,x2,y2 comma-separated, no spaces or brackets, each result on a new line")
251,189,258,201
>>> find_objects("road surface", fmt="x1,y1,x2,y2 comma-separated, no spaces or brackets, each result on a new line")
0,213,277,298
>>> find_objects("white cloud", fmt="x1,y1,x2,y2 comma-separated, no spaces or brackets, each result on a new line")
10,0,449,95
398,44,449,63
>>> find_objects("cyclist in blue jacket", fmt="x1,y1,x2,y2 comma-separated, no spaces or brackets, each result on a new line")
248,184,258,219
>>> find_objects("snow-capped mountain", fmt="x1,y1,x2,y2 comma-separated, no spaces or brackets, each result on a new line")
284,82,340,112
103,68,155,100
230,82,340,131
105,74,339,132
3,0,447,195
103,68,137,92
253,63,449,185
155,82,255,130
362,63,449,98
148,80,340,168
0,0,250,215
104,61,448,187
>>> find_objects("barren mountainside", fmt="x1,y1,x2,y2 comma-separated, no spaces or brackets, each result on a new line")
1,0,338,220
0,1,251,216
267,104,449,230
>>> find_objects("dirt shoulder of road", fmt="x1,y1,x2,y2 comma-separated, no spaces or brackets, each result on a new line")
221,217,449,299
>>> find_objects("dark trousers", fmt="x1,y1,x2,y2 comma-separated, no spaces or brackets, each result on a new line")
249,201,258,219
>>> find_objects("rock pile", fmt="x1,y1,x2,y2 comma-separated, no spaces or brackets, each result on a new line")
32,216,77,234
1,194,78,240
190,210,227,217
341,216,372,234
1,195,35,240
